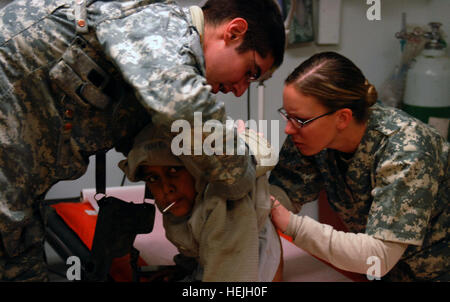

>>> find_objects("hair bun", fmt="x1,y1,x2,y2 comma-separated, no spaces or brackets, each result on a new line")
365,80,378,107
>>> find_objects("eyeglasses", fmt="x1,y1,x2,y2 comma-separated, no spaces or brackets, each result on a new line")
278,108,336,128
247,50,262,83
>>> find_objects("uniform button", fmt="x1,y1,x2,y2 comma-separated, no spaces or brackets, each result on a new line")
63,122,73,131
65,109,74,119
77,19,86,27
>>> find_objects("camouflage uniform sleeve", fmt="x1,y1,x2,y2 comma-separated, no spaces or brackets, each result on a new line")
269,136,323,212
95,3,252,188
366,129,442,246
95,3,224,123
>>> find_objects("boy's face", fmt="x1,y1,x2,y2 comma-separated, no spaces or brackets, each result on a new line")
140,166,196,217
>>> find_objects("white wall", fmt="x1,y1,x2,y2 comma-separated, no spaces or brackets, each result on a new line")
221,0,450,146
45,0,450,219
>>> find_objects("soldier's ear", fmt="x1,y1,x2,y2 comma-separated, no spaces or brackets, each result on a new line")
223,18,248,45
335,108,353,130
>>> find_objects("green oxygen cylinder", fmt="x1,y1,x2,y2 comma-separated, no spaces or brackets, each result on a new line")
403,22,450,140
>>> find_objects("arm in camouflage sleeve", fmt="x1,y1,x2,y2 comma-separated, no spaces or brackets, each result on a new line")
95,3,253,192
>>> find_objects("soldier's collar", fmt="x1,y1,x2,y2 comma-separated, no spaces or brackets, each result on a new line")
189,6,204,45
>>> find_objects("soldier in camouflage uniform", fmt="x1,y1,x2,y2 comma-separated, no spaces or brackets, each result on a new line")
269,52,449,281
0,0,285,281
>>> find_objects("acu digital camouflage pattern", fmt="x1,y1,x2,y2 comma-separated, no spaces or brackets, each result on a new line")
0,0,252,280
270,102,449,281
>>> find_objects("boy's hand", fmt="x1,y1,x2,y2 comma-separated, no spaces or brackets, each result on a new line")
236,119,246,134
236,119,265,137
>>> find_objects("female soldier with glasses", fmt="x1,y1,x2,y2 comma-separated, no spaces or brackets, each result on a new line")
270,51,449,281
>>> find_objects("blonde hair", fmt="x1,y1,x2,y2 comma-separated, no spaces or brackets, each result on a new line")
286,52,377,123
365,79,378,107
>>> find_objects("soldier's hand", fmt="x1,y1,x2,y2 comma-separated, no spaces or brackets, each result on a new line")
270,196,291,233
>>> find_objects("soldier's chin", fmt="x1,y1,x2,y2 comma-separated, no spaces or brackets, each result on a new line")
295,143,318,156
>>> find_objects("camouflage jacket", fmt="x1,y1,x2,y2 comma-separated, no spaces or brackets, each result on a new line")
0,0,253,258
270,102,449,281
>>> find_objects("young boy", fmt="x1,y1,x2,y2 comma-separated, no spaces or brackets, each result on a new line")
119,125,283,282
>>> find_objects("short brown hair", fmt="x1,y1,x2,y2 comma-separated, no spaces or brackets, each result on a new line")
202,0,285,68
285,52,377,123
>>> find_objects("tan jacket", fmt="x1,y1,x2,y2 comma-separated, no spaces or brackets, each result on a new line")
120,126,280,281
164,129,280,281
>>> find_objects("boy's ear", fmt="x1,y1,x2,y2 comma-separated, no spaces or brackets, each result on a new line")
134,166,142,180
223,18,248,44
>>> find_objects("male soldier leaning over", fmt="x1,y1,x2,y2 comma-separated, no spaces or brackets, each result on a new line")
0,0,285,281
